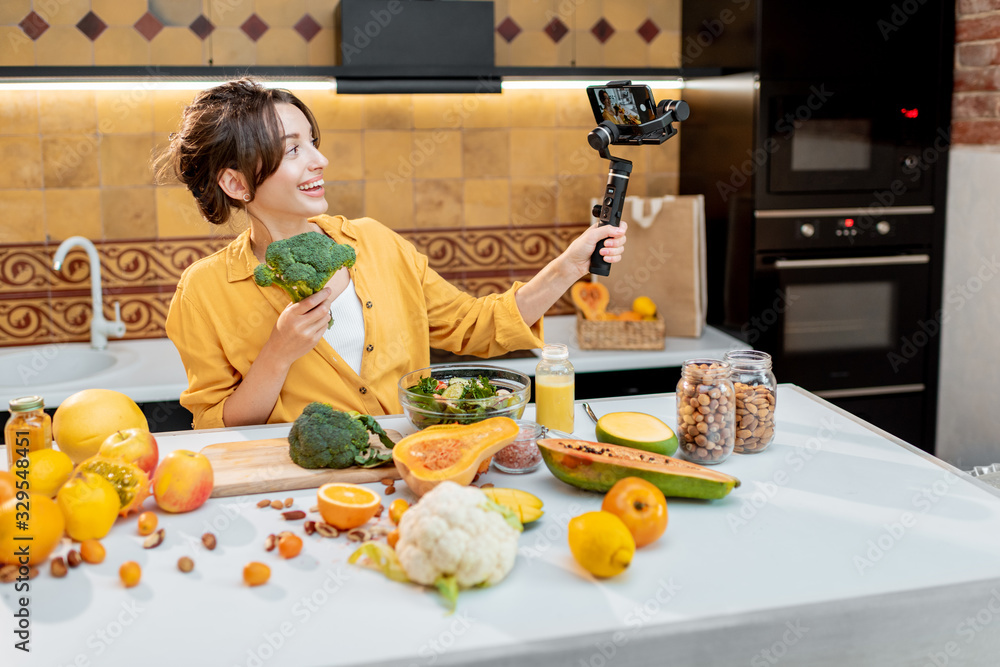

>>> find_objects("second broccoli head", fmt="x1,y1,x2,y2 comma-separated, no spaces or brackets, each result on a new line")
253,231,357,303
288,402,395,470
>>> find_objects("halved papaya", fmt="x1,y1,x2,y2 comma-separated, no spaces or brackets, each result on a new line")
537,439,740,500
570,281,610,320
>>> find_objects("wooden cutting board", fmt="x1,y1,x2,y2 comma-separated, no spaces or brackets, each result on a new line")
201,430,402,498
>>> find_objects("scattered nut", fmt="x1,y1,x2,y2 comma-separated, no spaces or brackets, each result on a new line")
201,532,217,551
367,525,392,539
270,500,283,510
143,528,165,549
50,557,68,578
374,504,384,518
346,528,368,543
314,522,339,538
177,557,194,573
277,530,295,539
257,499,271,508
67,550,82,568
0,565,17,583
385,486,396,496
303,521,317,536
380,479,393,486
309,505,319,514
264,534,278,552
283,497,294,508
480,482,495,489
280,510,306,521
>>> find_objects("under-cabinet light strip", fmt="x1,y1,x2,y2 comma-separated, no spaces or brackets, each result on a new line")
0,79,684,92
0,80,337,91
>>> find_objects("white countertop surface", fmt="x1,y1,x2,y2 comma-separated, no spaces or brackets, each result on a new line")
4,386,1000,666
0,317,746,407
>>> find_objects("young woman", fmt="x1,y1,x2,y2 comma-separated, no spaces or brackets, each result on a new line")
160,79,627,429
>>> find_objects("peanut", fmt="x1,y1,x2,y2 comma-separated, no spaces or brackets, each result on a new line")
677,361,735,463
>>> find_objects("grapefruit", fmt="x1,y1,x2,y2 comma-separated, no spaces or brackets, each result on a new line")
53,389,148,464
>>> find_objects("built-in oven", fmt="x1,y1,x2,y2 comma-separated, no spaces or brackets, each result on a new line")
731,209,938,450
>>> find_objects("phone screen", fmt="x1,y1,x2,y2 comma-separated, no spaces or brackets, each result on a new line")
587,85,656,134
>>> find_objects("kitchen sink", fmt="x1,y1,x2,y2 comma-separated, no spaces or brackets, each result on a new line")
0,343,136,390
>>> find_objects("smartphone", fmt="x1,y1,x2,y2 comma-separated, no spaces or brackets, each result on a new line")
586,84,657,135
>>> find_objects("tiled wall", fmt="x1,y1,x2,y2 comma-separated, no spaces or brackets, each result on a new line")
0,0,679,68
0,0,681,347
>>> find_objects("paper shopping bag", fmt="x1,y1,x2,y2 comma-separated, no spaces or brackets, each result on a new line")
591,194,707,338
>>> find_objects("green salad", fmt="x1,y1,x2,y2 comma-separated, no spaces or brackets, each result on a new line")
406,375,520,426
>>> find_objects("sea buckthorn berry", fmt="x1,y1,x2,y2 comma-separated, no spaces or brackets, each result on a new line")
80,539,106,564
119,561,141,588
137,512,157,536
243,561,270,586
278,533,302,559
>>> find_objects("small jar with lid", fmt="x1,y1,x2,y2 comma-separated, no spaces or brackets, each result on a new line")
676,359,735,465
5,396,52,470
493,420,544,474
724,350,777,454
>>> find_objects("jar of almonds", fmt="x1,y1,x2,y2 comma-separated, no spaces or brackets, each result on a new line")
676,359,735,465
723,350,777,454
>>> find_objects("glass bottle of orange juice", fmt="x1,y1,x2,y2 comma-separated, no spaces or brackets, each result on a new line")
534,343,575,433
5,396,52,471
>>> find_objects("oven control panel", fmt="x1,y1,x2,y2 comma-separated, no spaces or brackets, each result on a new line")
756,213,934,251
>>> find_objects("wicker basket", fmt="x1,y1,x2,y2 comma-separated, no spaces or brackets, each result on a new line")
576,312,667,350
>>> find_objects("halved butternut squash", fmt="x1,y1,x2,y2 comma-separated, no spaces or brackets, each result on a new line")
392,417,520,496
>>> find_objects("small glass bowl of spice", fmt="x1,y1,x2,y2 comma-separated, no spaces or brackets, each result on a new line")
493,420,544,474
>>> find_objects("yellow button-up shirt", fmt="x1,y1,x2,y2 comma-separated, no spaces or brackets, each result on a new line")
166,215,544,429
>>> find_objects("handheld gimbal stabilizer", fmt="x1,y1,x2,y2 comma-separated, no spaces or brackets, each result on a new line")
586,81,690,276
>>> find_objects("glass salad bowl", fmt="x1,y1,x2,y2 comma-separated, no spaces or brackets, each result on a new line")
397,364,530,430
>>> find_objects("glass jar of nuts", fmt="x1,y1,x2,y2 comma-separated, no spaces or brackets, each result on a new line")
724,350,777,454
676,359,735,465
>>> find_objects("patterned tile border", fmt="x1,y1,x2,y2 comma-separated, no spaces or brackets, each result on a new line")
0,224,582,346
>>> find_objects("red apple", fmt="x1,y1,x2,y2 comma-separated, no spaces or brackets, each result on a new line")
99,427,159,476
152,450,214,513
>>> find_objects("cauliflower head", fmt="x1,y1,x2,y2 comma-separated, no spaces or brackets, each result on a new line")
395,482,522,590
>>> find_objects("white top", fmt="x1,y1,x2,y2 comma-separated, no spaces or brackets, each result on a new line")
322,277,365,376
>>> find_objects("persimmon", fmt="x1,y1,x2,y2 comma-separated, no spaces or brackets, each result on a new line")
601,477,668,548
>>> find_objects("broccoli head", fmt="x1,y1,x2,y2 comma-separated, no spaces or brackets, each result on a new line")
288,402,394,469
253,231,357,305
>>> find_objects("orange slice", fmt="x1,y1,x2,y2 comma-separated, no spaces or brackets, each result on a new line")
317,483,382,530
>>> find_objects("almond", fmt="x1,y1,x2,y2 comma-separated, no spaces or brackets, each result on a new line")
280,510,306,521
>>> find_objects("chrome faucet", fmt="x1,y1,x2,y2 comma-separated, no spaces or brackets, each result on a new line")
52,236,126,350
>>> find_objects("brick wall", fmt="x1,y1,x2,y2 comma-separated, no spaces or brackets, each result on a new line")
954,0,1000,144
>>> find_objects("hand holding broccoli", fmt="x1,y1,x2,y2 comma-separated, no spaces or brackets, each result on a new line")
254,231,357,328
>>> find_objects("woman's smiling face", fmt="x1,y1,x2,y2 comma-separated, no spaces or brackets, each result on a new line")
250,102,330,226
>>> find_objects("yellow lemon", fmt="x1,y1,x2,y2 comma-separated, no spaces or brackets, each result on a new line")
631,296,657,318
567,511,635,578
25,448,74,497
56,471,121,542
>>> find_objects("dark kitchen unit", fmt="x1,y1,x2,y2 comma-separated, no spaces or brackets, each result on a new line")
679,1,954,453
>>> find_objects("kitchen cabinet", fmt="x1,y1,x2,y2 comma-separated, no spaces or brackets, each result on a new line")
2,386,998,666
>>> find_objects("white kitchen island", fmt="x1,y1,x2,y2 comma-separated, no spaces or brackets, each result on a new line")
3,386,999,667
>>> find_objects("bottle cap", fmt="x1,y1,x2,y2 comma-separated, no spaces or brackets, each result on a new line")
9,396,44,412
541,343,569,360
